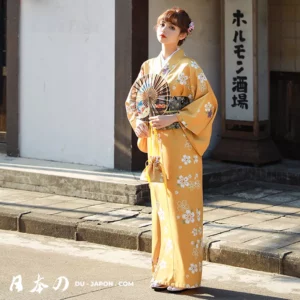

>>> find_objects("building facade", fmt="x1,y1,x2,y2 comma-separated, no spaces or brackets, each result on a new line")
1,0,299,171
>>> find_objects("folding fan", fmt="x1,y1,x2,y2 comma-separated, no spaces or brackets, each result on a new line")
131,74,171,121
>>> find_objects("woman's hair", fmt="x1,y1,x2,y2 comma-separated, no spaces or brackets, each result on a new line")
156,7,192,46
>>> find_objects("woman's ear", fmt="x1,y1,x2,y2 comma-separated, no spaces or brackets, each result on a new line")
179,32,187,41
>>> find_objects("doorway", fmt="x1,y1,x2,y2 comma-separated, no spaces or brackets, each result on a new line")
269,0,300,160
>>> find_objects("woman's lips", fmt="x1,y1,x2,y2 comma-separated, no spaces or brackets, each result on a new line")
160,34,166,38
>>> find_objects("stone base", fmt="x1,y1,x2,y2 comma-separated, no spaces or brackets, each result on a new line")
212,137,282,166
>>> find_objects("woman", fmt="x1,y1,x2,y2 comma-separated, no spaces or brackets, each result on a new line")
125,7,218,293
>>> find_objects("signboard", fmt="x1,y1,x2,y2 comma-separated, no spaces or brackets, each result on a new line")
225,0,253,121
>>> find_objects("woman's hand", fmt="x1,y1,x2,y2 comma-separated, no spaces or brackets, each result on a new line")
135,120,149,138
149,115,178,129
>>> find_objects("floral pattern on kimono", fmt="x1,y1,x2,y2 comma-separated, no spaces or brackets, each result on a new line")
125,49,218,289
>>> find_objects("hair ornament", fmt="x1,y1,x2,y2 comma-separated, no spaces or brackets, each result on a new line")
188,21,195,34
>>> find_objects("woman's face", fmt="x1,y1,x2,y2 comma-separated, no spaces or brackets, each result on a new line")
156,20,186,46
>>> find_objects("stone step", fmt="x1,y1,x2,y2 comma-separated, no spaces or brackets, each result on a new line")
0,153,299,205
0,154,150,205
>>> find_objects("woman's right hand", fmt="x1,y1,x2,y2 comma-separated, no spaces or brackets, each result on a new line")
135,120,149,138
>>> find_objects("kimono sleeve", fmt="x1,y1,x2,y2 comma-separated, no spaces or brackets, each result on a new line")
125,62,145,132
177,65,218,136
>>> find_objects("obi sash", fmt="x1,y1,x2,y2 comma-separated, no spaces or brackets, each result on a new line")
160,96,191,130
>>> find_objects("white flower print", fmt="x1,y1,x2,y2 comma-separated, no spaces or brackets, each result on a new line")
179,166,182,169
205,101,214,118
185,140,192,150
194,180,201,189
191,61,200,69
175,190,179,195
177,199,189,211
185,275,189,278
182,155,191,165
196,239,201,248
172,85,176,90
166,239,173,252
176,215,180,220
185,284,191,288
177,176,190,188
191,241,195,245
188,94,193,100
198,72,207,83
193,155,199,164
177,176,185,188
205,102,212,113
184,176,190,187
192,228,198,236
198,227,202,236
158,207,165,221
195,173,199,179
189,182,195,190
178,72,188,85
200,82,208,93
182,210,195,224
192,247,200,257
160,260,167,269
189,263,198,274
196,209,201,222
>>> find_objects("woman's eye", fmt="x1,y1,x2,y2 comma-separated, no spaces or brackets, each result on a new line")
160,23,165,27
170,26,175,30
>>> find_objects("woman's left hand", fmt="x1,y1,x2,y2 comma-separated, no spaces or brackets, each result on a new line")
149,115,178,129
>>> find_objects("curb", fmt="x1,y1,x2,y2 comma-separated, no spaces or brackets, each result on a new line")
1,207,299,279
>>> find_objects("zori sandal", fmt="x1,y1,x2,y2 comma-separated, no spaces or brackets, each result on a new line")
150,282,168,291
167,286,188,293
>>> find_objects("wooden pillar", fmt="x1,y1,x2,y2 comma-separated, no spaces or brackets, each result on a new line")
114,0,148,171
6,0,20,157
212,0,281,165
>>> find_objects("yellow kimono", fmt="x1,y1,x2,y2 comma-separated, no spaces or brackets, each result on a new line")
125,49,218,289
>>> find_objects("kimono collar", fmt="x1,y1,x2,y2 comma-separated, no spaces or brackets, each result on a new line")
160,48,180,66
166,48,185,67
154,48,186,75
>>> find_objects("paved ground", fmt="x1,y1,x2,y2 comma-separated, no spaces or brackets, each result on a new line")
1,230,300,300
0,180,300,278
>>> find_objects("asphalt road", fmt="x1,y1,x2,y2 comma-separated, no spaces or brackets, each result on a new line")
0,230,299,300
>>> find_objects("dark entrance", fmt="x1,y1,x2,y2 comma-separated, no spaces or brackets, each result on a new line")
270,71,300,160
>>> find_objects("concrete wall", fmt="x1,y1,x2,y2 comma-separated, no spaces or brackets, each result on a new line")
269,0,300,72
19,0,115,168
149,0,221,157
